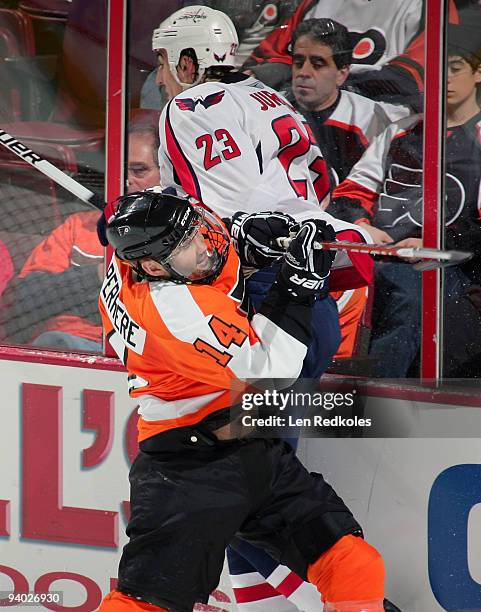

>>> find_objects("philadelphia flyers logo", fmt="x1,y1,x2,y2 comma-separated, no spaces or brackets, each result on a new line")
377,164,467,231
350,28,387,66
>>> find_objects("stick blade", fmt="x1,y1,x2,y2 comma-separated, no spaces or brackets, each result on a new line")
412,249,473,270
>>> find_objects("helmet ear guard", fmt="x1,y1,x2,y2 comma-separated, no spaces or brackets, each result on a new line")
152,5,239,84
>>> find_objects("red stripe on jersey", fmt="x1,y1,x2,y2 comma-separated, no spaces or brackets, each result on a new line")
165,101,202,200
276,571,304,596
332,178,378,219
392,128,413,142
330,229,374,291
250,0,315,65
233,583,279,603
323,119,369,149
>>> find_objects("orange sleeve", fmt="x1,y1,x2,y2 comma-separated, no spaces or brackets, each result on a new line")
19,215,77,277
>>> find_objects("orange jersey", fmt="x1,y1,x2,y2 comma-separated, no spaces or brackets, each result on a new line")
0,239,13,297
99,246,310,441
20,211,103,342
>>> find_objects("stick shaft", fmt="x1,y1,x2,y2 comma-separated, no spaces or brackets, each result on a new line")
276,237,471,265
0,129,104,210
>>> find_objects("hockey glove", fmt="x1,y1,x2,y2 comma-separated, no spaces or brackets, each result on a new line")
230,211,296,268
277,219,336,302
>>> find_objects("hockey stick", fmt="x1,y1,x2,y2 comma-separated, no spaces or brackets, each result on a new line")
276,236,473,271
0,128,105,211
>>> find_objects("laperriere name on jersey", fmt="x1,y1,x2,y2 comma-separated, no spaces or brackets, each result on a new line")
101,260,146,353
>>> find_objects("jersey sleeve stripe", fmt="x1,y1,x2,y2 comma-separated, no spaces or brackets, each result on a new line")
165,100,202,201
330,228,374,291
106,329,128,364
323,118,370,149
138,391,224,422
149,282,306,382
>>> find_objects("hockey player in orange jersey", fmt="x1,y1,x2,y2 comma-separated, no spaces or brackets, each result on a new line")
97,190,385,612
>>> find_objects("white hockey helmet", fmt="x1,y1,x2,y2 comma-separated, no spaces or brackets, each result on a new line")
152,6,239,83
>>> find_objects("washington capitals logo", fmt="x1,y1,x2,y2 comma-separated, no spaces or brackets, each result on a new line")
214,52,226,63
178,8,207,22
175,90,226,112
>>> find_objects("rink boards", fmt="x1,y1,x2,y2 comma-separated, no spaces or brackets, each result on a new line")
0,354,480,611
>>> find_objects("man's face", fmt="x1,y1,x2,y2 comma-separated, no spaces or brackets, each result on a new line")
446,55,481,108
127,133,160,193
292,35,349,111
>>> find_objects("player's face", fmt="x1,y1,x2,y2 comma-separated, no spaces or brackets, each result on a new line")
164,209,229,282
155,51,169,88
292,36,349,111
446,55,481,109
127,133,160,193
167,231,213,279
138,234,208,280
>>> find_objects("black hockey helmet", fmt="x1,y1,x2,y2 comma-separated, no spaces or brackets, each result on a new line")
106,190,230,283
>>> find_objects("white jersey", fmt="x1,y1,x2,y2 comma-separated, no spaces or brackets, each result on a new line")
306,0,423,72
301,89,411,185
159,74,373,289
159,75,369,228
159,75,333,218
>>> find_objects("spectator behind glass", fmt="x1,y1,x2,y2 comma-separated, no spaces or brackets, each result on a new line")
328,23,481,377
290,18,410,186
244,0,468,109
140,46,198,110
1,125,161,352
289,18,411,358
244,0,423,92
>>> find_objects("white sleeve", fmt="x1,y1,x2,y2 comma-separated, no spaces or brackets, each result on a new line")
404,0,424,48
344,114,421,197
149,283,309,385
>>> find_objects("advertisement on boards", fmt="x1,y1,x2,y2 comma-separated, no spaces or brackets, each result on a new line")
1,358,481,611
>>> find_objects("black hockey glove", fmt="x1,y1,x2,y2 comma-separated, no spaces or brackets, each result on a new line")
229,211,296,268
277,219,336,302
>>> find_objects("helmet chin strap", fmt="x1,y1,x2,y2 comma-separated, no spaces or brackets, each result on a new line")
133,255,222,286
132,259,185,284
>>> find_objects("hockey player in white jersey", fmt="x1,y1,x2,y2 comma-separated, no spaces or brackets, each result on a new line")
155,6,372,288
153,6,376,611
